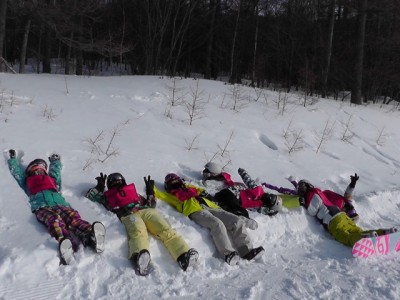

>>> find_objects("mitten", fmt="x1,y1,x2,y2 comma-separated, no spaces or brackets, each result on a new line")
299,197,306,207
49,153,61,162
350,173,359,188
95,173,107,192
144,175,155,196
9,149,16,159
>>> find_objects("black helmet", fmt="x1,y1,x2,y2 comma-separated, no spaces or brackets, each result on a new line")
107,172,126,189
25,159,48,176
261,194,283,216
297,180,314,197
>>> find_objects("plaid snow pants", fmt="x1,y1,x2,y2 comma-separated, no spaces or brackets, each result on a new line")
35,205,92,250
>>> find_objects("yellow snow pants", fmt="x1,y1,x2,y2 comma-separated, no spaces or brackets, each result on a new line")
120,208,190,260
328,212,385,247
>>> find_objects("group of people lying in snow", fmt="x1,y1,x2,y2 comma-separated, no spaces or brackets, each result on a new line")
7,149,397,276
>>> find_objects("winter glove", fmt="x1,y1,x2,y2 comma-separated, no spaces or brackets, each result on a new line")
144,175,155,196
9,149,16,159
238,168,246,176
350,173,359,188
95,173,107,192
49,153,60,162
199,190,214,200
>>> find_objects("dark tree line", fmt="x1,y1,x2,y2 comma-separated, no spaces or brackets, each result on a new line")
0,0,400,104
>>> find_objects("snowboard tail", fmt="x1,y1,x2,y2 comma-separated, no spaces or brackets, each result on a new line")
352,231,400,258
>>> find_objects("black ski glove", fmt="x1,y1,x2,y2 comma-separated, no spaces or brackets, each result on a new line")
350,173,359,188
144,175,155,196
9,149,16,159
238,168,246,176
49,153,60,162
299,197,306,207
95,173,107,192
199,190,214,200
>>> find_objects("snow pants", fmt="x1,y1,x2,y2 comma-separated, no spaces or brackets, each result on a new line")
120,208,190,261
328,212,385,247
189,207,253,258
35,205,92,250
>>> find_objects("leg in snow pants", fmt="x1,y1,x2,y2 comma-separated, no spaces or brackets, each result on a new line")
120,208,190,261
328,212,386,247
35,205,92,250
189,207,253,257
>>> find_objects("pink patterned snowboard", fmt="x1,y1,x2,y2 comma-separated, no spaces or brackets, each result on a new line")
352,231,400,258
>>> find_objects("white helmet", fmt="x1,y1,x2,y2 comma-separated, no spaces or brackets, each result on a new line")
204,162,222,174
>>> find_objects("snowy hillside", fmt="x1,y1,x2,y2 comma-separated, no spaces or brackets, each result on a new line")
0,73,399,300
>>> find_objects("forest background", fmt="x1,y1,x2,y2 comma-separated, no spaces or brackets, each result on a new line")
0,0,400,106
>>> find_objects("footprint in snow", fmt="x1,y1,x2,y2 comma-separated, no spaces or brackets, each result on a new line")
258,134,278,151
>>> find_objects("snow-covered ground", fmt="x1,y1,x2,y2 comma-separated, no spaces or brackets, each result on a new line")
0,73,399,300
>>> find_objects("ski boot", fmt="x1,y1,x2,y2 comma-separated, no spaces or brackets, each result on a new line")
177,248,199,271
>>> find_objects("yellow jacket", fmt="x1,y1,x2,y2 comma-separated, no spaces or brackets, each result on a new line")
154,184,220,216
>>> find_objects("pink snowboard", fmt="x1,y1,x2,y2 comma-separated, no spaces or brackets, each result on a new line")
352,231,400,258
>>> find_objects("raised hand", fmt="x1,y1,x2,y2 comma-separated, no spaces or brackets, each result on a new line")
95,173,107,192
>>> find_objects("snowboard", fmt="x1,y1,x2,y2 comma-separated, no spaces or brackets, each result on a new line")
352,231,400,258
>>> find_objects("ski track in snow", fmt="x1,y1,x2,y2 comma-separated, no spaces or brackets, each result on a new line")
257,133,278,151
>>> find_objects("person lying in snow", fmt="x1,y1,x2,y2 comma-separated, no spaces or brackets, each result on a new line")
154,173,264,266
7,149,105,266
296,177,397,247
201,162,283,218
262,174,360,221
85,172,198,276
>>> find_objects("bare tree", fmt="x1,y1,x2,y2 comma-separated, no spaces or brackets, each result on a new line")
217,130,235,158
185,80,206,125
315,119,336,153
340,114,354,143
284,129,304,155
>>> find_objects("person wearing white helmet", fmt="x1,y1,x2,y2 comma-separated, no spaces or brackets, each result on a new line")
156,173,265,266
202,162,283,217
296,176,397,247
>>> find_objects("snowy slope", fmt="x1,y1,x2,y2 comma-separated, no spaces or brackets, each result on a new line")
0,73,399,300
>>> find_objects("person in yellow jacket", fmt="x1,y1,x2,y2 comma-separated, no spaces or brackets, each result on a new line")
86,172,198,276
155,173,264,266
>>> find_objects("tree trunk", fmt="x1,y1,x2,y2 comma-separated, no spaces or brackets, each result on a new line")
251,1,260,87
19,17,31,74
321,0,336,98
351,0,367,105
230,0,241,83
205,0,217,79
0,0,7,71
42,28,52,73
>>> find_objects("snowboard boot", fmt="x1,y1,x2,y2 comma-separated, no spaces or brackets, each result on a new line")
131,249,151,276
177,248,199,271
225,251,240,266
83,221,106,253
362,231,378,238
59,237,75,265
383,227,398,234
347,209,359,222
242,246,265,261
